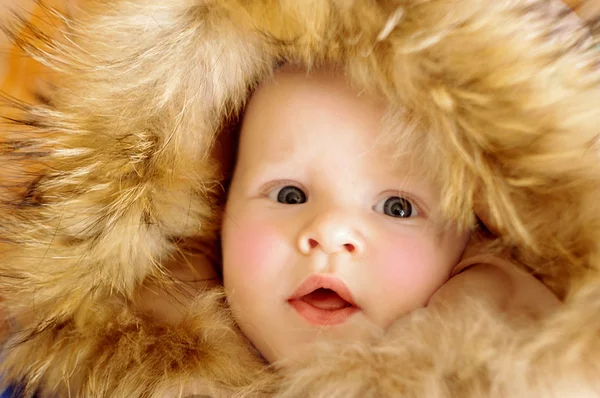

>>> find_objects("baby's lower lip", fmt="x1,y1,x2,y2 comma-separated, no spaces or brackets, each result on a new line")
288,299,359,326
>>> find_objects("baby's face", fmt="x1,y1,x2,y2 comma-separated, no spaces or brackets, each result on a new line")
222,68,470,363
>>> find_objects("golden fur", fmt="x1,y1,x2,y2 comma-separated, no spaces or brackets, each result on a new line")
2,0,600,396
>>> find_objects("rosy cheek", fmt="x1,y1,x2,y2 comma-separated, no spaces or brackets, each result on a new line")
223,219,280,277
373,239,422,281
371,237,449,305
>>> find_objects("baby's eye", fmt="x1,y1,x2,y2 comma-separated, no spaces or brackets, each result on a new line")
374,196,418,218
268,185,307,205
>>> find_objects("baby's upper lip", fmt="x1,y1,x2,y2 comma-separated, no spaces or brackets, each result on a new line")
289,275,358,307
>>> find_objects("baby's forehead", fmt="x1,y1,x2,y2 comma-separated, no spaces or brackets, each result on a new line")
243,67,435,172
248,66,383,116
239,68,426,172
241,70,380,160
243,67,384,140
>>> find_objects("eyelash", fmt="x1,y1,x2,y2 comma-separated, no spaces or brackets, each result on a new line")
259,180,307,198
373,191,424,219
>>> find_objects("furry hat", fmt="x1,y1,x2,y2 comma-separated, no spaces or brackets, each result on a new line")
2,0,600,396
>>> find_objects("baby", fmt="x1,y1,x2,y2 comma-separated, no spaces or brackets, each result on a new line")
137,66,559,368
222,66,476,363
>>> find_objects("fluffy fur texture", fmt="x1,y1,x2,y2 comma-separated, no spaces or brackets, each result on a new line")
2,0,600,396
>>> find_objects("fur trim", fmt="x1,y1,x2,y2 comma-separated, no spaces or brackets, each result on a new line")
2,0,600,396
1,288,270,397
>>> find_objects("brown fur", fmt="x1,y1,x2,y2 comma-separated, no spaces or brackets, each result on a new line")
2,0,600,396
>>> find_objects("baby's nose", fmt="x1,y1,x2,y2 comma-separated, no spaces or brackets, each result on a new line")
297,212,364,256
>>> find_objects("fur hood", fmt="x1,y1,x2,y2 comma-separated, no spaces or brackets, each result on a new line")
2,0,600,396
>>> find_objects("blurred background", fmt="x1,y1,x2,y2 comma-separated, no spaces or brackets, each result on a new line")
0,0,78,103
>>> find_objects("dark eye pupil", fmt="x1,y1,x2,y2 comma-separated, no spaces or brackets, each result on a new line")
277,186,307,204
383,197,412,218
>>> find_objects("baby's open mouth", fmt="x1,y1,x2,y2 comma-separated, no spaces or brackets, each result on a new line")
299,288,353,310
288,276,360,326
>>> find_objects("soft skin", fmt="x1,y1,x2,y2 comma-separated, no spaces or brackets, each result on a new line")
222,67,471,363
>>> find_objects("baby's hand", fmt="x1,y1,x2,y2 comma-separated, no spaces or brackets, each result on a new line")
428,233,561,322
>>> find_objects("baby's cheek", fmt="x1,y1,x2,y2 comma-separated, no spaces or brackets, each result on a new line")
374,241,427,283
223,219,280,278
372,238,450,306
